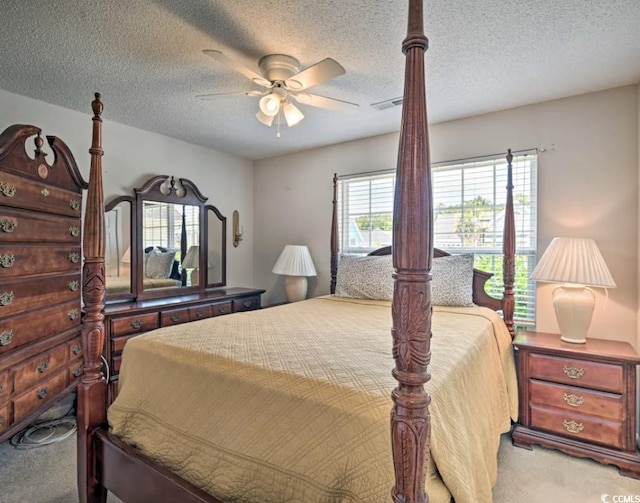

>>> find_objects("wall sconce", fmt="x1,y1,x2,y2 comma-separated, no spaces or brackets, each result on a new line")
232,210,243,247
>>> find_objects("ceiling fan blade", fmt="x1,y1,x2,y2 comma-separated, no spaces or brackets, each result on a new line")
203,50,272,88
196,90,263,101
284,58,345,90
291,92,359,112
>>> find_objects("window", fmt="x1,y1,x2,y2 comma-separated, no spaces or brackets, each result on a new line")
143,202,200,256
338,151,537,323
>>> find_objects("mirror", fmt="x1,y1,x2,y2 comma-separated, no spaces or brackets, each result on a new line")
141,201,200,292
105,197,134,300
206,205,226,287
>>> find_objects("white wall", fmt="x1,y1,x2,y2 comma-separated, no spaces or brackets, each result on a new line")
0,89,255,287
255,85,639,348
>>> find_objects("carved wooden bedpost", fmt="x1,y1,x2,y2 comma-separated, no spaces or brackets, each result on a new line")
502,149,516,337
77,93,107,503
390,1,432,502
330,173,339,294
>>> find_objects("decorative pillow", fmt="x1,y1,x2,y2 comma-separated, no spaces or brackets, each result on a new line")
145,249,176,279
335,254,393,301
431,253,474,307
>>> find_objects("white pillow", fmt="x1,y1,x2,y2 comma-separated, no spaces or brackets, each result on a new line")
431,253,474,307
335,255,393,301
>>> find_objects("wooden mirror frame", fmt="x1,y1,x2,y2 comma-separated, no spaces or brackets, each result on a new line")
104,195,137,302
205,204,227,288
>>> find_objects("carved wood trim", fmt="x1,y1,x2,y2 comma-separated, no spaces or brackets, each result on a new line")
330,173,339,295
502,149,516,337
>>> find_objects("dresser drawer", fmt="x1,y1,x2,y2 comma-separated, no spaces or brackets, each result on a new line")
0,244,81,279
233,296,260,312
110,312,159,338
0,402,9,434
0,371,9,402
68,338,83,360
0,206,81,244
0,170,82,218
188,305,213,321
68,359,83,383
13,343,68,394
0,273,80,318
161,308,190,327
529,379,623,421
530,404,623,449
0,299,80,355
528,353,623,393
212,302,232,316
112,355,122,374
13,370,66,420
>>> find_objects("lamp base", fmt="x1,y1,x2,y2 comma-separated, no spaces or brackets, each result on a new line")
552,284,595,344
190,268,199,286
284,276,308,303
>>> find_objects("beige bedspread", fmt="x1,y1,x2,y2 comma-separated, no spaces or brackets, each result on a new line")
105,276,180,294
108,296,518,503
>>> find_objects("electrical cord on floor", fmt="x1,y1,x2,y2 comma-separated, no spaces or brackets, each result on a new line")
10,416,77,449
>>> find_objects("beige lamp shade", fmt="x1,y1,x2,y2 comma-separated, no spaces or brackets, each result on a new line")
530,237,615,344
182,245,200,269
530,237,616,288
121,246,131,264
272,245,316,303
272,245,317,277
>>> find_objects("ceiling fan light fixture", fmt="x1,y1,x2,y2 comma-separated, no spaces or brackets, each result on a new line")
282,101,304,127
259,93,281,117
256,110,275,127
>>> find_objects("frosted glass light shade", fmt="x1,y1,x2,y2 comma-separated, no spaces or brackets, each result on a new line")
530,237,616,288
272,245,317,277
182,245,199,269
259,93,281,117
256,110,275,127
282,101,304,127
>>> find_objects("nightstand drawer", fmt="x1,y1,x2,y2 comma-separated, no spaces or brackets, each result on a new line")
111,312,159,337
529,379,623,420
528,353,623,393
530,405,623,449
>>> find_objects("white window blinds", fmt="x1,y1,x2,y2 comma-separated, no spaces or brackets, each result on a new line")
338,150,538,323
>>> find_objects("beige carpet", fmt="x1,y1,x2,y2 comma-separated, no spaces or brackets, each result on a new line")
0,433,639,502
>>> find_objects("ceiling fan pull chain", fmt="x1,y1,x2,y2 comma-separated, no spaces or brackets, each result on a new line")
276,110,281,139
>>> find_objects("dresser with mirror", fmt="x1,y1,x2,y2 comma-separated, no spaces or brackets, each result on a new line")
103,175,263,403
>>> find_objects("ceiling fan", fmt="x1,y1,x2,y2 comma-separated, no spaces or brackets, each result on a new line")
198,50,359,135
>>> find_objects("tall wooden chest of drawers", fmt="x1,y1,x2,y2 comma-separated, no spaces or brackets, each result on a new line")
0,125,87,442
513,331,640,478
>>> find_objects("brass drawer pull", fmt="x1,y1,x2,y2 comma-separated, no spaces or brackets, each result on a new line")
130,320,143,329
562,393,583,407
41,188,50,197
0,182,16,197
68,309,79,321
218,306,226,314
562,419,584,434
0,217,16,233
243,300,252,308
563,366,584,379
72,344,82,355
0,330,13,346
69,199,80,211
170,314,180,322
69,226,80,237
37,387,49,400
37,361,49,373
0,254,15,268
69,280,79,291
68,252,80,264
196,310,205,318
73,368,82,378
0,291,14,306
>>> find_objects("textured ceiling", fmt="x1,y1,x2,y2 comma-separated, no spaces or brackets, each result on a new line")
1,0,639,160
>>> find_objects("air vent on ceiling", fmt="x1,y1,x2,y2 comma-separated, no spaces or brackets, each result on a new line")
370,97,403,111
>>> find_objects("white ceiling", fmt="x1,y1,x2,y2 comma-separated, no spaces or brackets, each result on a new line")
1,0,639,161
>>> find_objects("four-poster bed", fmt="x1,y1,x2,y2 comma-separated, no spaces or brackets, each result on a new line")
73,1,516,502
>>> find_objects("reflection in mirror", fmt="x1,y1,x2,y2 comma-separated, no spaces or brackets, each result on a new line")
105,199,133,297
206,205,226,288
142,201,200,291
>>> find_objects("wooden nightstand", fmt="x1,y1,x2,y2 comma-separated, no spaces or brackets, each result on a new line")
512,331,640,478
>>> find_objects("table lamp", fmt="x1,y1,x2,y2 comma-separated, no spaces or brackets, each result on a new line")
272,245,317,302
530,237,616,344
